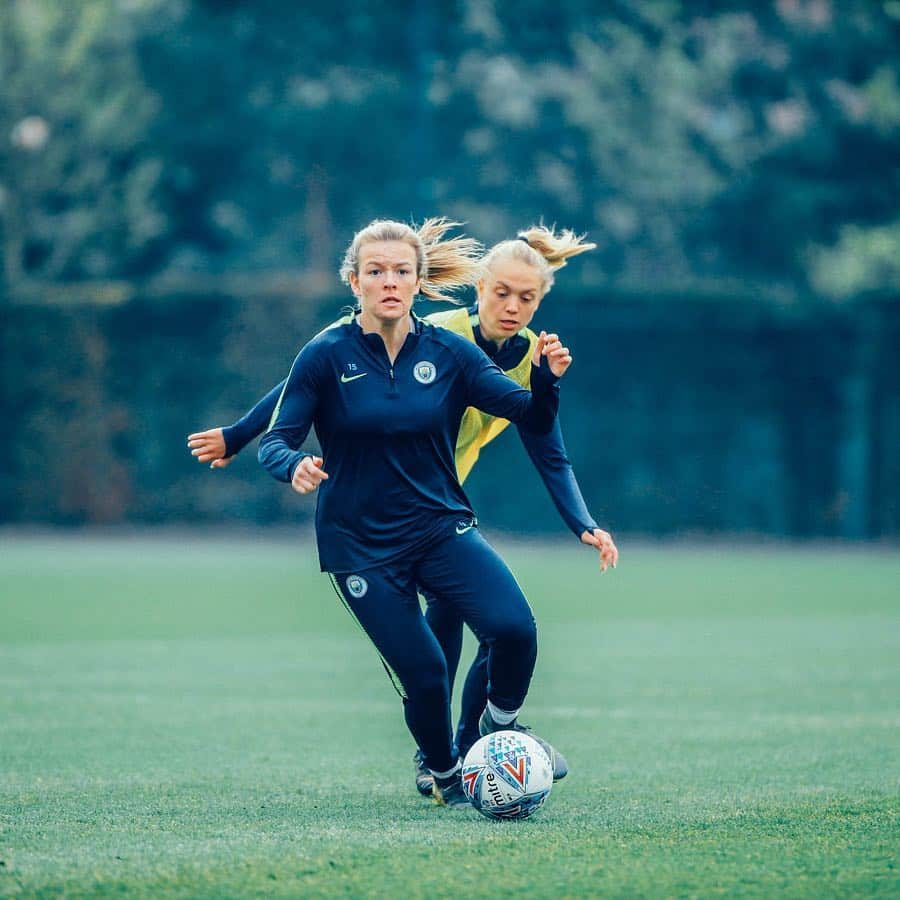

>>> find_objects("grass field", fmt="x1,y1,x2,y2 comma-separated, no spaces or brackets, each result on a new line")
1,534,898,897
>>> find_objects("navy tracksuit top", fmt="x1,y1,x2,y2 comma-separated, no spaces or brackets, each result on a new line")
257,315,560,573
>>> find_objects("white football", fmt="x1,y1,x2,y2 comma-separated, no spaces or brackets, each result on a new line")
461,730,553,820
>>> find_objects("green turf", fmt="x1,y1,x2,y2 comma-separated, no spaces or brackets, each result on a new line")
1,536,898,897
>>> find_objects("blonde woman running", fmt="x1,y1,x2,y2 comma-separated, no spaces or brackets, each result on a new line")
188,224,617,798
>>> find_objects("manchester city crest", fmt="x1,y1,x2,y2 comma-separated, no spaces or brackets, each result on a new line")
413,360,436,384
346,575,368,598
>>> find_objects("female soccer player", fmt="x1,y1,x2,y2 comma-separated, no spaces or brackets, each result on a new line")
415,229,618,790
188,225,619,795
254,218,571,807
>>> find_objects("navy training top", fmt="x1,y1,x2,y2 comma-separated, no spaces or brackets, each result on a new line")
471,321,600,538
223,314,599,538
257,315,560,573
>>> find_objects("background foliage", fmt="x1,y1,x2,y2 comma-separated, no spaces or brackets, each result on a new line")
2,1,899,536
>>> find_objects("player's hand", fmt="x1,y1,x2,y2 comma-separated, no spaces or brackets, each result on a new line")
581,528,618,573
187,428,234,468
532,331,572,379
291,455,328,494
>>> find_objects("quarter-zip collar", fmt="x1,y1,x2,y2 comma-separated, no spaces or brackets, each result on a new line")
353,314,423,389
352,312,424,339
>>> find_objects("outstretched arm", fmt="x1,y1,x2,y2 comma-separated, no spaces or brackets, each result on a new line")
187,380,285,468
517,419,619,572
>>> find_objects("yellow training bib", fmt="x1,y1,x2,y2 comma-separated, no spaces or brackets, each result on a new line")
425,307,537,484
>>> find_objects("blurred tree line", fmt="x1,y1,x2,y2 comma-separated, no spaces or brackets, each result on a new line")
1,0,899,536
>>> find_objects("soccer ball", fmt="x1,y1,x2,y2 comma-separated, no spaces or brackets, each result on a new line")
461,731,553,820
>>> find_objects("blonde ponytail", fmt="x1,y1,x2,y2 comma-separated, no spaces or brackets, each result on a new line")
416,218,483,301
482,224,596,296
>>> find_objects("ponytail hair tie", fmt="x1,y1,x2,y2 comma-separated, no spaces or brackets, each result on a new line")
486,225,596,297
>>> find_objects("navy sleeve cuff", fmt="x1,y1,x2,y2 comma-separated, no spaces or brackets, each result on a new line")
530,360,560,387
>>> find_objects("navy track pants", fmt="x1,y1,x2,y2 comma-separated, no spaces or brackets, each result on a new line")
329,519,536,774
424,590,488,755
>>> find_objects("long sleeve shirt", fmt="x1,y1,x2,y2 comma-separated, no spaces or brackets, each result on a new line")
221,312,598,539
257,315,560,572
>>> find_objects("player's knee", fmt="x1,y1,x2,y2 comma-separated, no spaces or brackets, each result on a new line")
494,612,537,653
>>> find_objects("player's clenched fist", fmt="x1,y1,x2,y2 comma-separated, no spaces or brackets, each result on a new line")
291,455,328,494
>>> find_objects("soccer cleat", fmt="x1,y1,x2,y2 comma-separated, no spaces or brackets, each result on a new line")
478,707,569,782
413,749,434,796
432,771,471,809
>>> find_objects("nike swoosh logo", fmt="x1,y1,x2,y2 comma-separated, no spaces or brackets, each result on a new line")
455,522,475,535
340,372,368,383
